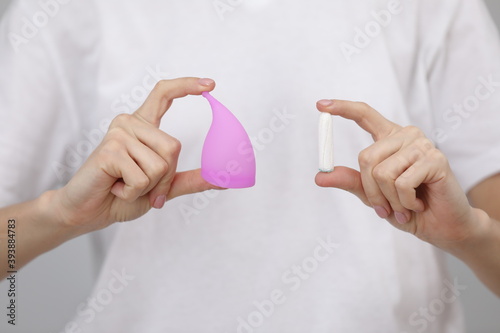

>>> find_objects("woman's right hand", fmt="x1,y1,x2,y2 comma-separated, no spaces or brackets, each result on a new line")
51,77,220,232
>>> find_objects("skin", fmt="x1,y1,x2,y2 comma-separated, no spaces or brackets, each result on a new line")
1,80,499,298
315,99,500,297
0,77,220,279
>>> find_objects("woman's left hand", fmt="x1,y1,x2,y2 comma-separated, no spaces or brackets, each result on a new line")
315,99,485,251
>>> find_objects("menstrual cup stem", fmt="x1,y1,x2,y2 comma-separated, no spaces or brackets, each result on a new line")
202,92,220,115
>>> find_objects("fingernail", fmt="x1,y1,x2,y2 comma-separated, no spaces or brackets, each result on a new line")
318,99,333,107
153,195,166,209
199,78,214,86
374,206,389,219
395,212,409,224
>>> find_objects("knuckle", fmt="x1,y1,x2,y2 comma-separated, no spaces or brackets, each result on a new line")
358,149,376,168
426,149,450,180
357,102,371,120
358,101,371,110
407,146,424,163
154,79,170,92
394,177,409,191
133,175,150,190
372,165,391,182
152,160,169,176
110,113,133,128
169,138,182,155
428,148,447,164
415,136,434,150
402,125,423,138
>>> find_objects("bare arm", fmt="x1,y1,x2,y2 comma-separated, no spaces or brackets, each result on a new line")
468,174,500,220
0,77,218,280
0,192,83,279
458,174,500,296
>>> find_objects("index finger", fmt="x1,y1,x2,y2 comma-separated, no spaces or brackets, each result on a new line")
134,77,215,127
316,99,400,141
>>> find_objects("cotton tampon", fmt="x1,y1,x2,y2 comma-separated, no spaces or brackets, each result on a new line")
318,112,334,172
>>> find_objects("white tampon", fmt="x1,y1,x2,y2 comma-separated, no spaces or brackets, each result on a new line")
318,112,334,172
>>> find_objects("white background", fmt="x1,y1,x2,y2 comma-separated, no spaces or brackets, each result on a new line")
0,0,499,332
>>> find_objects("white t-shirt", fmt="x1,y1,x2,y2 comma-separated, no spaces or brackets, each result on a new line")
2,0,500,332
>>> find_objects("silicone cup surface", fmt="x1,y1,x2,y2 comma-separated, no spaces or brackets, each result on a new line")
201,92,256,188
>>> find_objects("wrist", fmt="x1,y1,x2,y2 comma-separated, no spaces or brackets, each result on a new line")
444,207,492,260
1,190,91,271
37,190,91,242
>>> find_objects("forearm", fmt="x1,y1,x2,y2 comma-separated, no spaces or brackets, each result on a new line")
0,191,86,280
446,208,500,297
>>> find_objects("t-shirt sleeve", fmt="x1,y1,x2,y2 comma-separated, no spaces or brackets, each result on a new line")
427,0,500,193
0,0,100,206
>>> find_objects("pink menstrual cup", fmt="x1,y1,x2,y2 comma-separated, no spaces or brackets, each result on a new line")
201,92,256,188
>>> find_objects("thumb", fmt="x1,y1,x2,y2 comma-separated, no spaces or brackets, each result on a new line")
135,77,215,127
166,169,225,201
315,166,370,206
